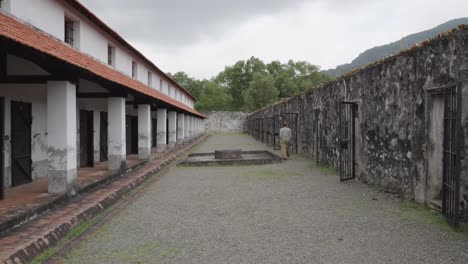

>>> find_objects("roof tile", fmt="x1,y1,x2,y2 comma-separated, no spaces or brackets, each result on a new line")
0,12,204,118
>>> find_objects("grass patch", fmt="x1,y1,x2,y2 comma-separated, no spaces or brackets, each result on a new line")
68,242,179,263
257,169,282,177
309,163,338,175
31,218,101,264
398,200,468,236
210,132,249,136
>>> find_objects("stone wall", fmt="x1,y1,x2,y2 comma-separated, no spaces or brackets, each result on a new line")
247,27,468,222
203,111,248,133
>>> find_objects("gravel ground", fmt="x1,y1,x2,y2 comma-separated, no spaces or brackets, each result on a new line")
54,134,468,264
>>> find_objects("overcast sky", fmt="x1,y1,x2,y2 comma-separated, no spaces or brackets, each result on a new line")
79,0,468,79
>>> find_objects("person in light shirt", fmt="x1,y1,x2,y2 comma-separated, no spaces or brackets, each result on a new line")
279,122,291,160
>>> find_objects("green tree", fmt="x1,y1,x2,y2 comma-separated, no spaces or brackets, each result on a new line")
169,58,332,112
168,71,203,99
243,73,279,112
196,81,233,111
215,56,267,109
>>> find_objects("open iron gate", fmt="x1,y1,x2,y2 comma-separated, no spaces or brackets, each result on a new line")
442,83,462,227
266,117,274,146
273,115,281,150
11,101,32,187
339,102,357,182
0,97,4,200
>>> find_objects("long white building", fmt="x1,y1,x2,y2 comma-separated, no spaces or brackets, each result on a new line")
0,0,206,198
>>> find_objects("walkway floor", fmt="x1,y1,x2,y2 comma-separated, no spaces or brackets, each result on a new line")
0,154,145,228
51,134,468,264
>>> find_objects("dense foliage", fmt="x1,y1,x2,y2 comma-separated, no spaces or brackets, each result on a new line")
169,57,332,112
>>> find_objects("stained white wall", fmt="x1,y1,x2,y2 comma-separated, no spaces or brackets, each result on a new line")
9,0,64,40
5,0,196,108
0,0,12,12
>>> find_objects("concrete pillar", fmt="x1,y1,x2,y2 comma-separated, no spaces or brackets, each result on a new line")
47,81,77,195
157,108,167,153
108,97,126,171
177,113,185,144
198,119,201,136
168,111,177,148
189,116,194,139
93,111,101,164
184,115,190,143
193,118,197,138
138,104,151,161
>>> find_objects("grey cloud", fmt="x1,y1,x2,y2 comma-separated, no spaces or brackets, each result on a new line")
78,0,310,47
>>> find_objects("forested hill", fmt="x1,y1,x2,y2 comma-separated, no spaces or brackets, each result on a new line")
325,17,468,77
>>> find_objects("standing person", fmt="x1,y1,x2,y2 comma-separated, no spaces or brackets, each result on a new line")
279,122,292,160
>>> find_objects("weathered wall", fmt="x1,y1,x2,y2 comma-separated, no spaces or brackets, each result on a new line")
203,111,248,133
248,28,468,221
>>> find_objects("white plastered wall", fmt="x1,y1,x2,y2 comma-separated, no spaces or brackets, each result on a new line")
5,0,196,111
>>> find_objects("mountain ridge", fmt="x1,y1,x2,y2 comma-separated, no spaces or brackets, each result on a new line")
325,17,468,77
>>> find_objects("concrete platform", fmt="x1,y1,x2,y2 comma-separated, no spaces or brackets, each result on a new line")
179,150,282,166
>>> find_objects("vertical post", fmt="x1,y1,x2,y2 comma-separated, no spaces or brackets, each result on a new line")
168,111,177,148
108,97,126,171
0,97,4,200
184,115,190,143
190,116,194,138
157,108,167,153
187,116,192,140
177,113,185,144
47,81,77,195
138,104,151,160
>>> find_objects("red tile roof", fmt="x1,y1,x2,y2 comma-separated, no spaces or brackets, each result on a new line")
61,0,198,103
0,12,204,118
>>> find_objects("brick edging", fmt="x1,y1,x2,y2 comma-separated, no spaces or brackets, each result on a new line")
2,135,208,264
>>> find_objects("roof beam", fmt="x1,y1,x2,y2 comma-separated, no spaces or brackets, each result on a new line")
0,75,72,84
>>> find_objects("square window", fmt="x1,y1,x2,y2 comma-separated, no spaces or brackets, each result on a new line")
148,71,152,86
64,17,75,46
132,61,138,78
107,45,116,66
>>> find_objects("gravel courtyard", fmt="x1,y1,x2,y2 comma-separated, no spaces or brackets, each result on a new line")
53,134,468,264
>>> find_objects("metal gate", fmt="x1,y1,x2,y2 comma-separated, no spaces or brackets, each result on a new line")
79,110,94,168
339,102,357,182
442,84,462,227
273,115,281,150
126,115,138,155
100,112,108,162
151,118,157,148
261,117,267,143
313,109,320,164
0,97,4,200
254,119,260,141
11,101,32,187
266,117,274,146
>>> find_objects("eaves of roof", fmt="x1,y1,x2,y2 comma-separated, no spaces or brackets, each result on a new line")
0,12,204,118
61,0,198,102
